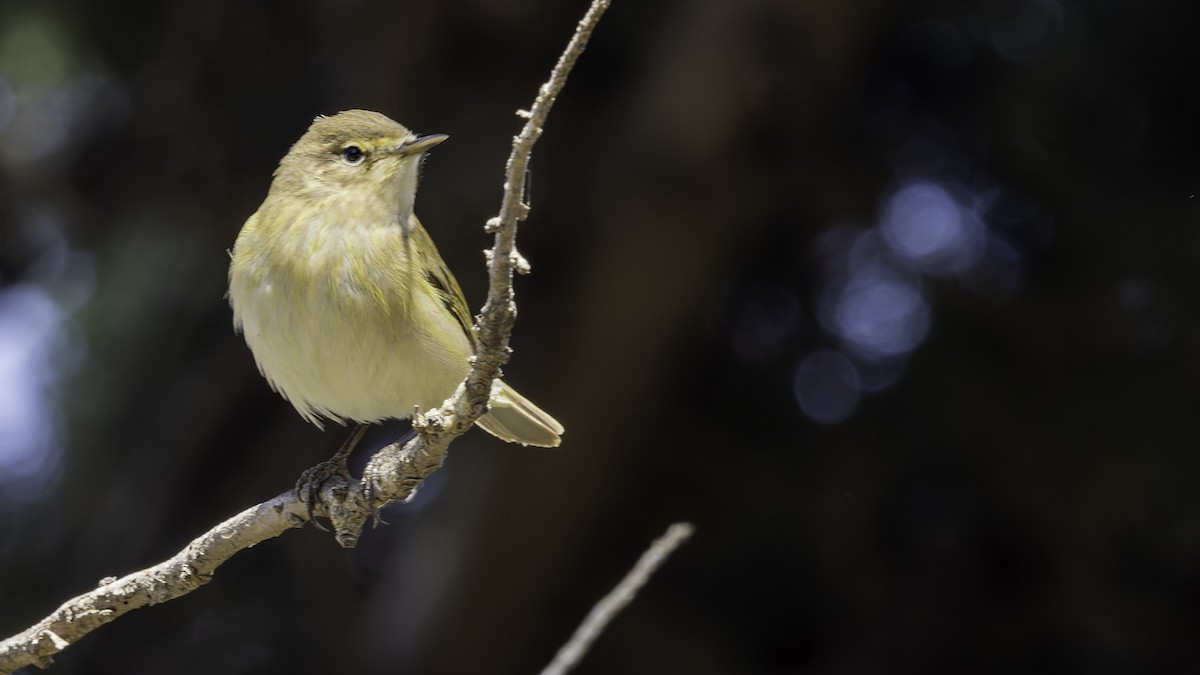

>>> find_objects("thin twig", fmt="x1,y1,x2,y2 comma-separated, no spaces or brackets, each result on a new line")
0,1,611,671
358,0,612,521
540,523,696,675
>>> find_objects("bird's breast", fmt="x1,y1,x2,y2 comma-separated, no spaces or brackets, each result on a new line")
230,214,470,424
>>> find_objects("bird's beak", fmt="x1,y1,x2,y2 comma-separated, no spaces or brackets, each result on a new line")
396,134,449,157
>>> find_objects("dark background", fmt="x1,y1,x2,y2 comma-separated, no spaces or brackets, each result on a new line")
3,0,1200,673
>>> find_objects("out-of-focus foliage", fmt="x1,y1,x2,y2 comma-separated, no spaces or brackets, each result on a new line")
3,0,1200,672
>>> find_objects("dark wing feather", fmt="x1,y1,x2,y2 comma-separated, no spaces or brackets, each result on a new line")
409,216,476,345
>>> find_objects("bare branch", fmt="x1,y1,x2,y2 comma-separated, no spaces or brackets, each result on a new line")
540,523,696,675
0,492,307,673
0,1,612,670
359,0,612,518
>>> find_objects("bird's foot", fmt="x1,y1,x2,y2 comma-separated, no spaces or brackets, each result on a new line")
296,424,368,530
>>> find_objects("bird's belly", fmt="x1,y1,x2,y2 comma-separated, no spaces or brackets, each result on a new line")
234,272,470,425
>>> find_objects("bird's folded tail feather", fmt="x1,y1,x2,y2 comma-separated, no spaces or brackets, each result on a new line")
475,380,563,447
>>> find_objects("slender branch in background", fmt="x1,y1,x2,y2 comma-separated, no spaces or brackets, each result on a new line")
540,523,696,675
0,1,611,672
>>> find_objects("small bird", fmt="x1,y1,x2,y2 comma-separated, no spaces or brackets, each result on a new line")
228,109,562,447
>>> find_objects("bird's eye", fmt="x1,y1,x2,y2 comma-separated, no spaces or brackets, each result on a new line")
342,145,365,165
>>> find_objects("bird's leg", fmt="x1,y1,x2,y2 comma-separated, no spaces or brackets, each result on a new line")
296,423,369,530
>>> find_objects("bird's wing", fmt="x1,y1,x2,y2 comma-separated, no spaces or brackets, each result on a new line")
409,215,476,346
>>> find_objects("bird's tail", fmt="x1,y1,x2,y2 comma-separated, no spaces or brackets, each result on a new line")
475,380,563,447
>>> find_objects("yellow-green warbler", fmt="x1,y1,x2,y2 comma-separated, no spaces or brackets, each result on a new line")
228,109,562,447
